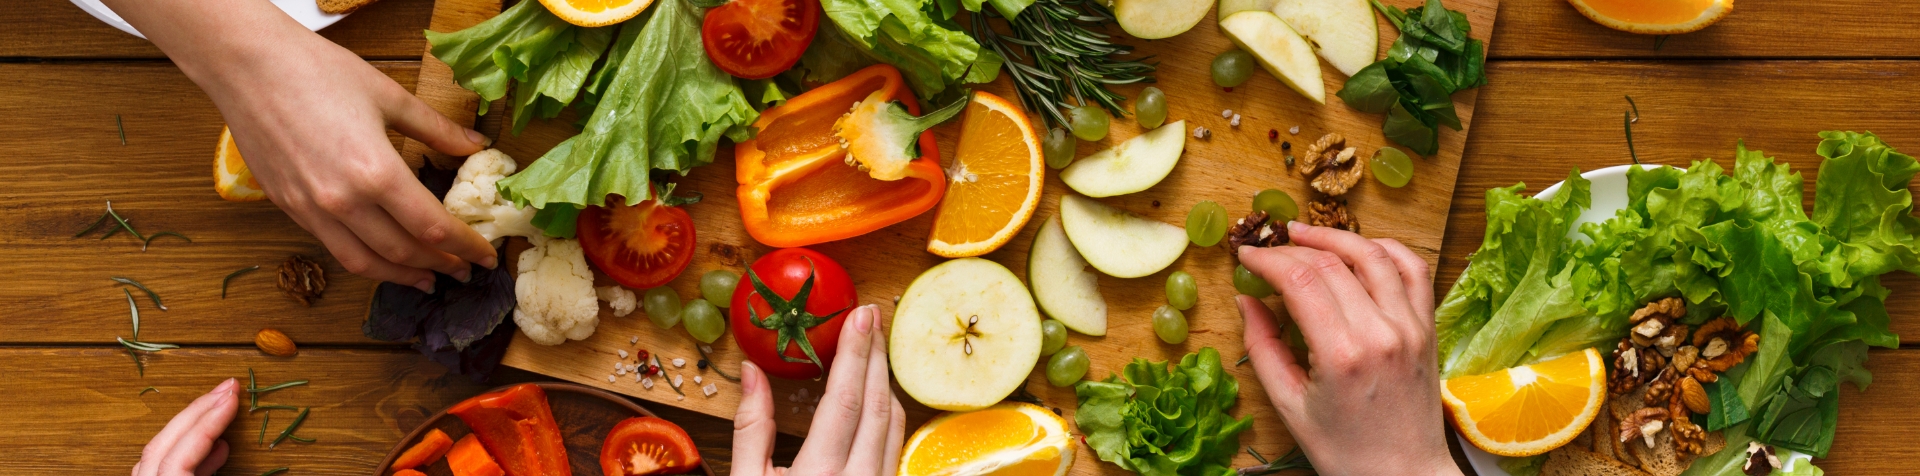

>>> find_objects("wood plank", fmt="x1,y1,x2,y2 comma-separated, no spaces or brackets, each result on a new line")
1442,60,1920,344
398,0,501,170
0,0,434,59
0,62,424,345
1487,0,1920,59
0,347,794,475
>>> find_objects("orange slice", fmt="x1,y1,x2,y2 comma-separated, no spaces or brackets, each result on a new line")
1442,347,1605,457
1566,0,1733,35
539,0,652,27
899,402,1073,476
926,91,1043,258
213,126,268,202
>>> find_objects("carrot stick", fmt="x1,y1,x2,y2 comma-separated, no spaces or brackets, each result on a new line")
390,428,454,471
446,434,505,476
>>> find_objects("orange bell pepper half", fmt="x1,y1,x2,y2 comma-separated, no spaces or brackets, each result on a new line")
447,384,570,476
735,64,947,248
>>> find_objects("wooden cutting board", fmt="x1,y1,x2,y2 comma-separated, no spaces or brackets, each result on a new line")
412,0,1500,471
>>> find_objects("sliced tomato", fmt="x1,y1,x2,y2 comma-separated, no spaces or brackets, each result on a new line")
600,417,703,476
578,198,696,289
700,0,819,79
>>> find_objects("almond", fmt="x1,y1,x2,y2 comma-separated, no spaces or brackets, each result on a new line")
1679,376,1711,414
254,328,297,356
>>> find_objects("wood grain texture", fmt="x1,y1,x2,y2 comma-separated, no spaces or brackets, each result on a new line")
1440,60,1920,344
396,0,501,170
0,62,420,345
1489,0,1920,59
0,0,434,59
494,3,1491,475
0,348,787,476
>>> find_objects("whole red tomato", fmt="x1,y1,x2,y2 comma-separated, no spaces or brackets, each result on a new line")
729,248,857,380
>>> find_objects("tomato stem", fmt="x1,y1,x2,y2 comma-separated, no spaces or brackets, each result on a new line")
745,257,847,378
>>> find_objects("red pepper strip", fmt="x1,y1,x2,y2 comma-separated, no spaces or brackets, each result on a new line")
734,64,946,248
447,384,571,476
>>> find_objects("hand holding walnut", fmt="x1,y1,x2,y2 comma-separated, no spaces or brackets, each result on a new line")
1236,222,1462,476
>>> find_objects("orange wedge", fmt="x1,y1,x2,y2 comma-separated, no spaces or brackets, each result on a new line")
926,91,1043,258
213,126,268,202
899,402,1073,476
1566,0,1733,35
540,0,652,27
1442,347,1605,457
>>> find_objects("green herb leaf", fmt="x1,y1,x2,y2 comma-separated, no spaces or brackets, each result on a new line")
1335,61,1398,114
222,266,260,299
1704,378,1749,431
822,0,1004,99
1074,348,1250,476
112,277,167,311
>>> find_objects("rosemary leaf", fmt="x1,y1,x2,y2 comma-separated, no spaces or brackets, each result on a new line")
251,405,300,413
127,347,144,377
260,467,289,476
1236,354,1251,367
695,345,740,382
113,277,167,311
125,289,140,339
1624,95,1641,164
74,212,111,238
118,337,179,352
104,201,146,241
259,410,271,445
115,114,127,145
249,368,258,409
269,407,311,449
250,380,310,394
222,266,260,299
141,231,192,252
139,386,159,396
1237,447,1313,476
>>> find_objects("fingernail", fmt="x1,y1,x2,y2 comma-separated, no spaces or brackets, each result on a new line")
854,306,874,333
1286,220,1305,233
480,255,499,270
739,362,762,395
452,267,473,283
213,378,238,394
465,129,491,148
414,279,435,294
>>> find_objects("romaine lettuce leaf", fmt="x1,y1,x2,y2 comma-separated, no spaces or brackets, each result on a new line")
497,0,759,217
1437,171,1591,377
426,0,579,114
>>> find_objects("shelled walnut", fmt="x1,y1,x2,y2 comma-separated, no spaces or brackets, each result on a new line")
1619,407,1669,448
1301,198,1358,233
1671,418,1707,455
1298,133,1364,196
1695,317,1760,372
277,255,327,307
1226,211,1288,260
1609,337,1664,395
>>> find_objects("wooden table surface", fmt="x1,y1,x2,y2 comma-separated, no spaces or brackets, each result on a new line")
4,0,1919,474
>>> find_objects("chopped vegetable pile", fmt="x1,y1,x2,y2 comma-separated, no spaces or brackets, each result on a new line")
1438,131,1915,471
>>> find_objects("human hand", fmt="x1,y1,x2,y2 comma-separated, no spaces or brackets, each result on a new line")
732,305,905,476
1237,223,1460,475
105,0,498,292
133,378,240,476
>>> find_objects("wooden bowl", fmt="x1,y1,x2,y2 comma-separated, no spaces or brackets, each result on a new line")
376,382,717,476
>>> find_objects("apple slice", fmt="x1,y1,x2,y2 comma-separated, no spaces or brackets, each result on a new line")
890,258,1044,412
1058,194,1187,279
1271,0,1378,76
1219,11,1326,104
1114,0,1212,39
1218,0,1276,22
1060,120,1187,198
1028,215,1107,336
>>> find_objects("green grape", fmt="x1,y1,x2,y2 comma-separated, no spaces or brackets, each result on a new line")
699,270,740,307
1135,87,1167,129
1152,305,1189,344
1211,50,1256,88
1252,189,1299,222
1044,128,1077,169
1040,319,1067,357
682,298,726,343
642,287,683,329
1234,264,1275,298
1185,201,1228,247
1371,147,1415,188
1068,105,1110,141
1165,271,1198,311
1046,346,1090,387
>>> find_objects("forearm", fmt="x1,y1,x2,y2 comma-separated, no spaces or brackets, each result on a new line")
98,0,320,93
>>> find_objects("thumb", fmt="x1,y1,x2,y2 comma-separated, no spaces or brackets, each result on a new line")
731,361,777,476
382,86,489,156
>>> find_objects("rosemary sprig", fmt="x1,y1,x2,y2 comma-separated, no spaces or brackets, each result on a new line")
118,337,180,352
969,0,1156,128
74,212,111,238
74,201,189,250
260,468,289,476
113,277,167,311
119,289,178,374
223,266,260,299
1237,446,1314,475
115,115,127,145
269,407,311,448
142,231,192,251
1236,354,1251,367
125,289,141,339
250,380,310,394
1624,95,1641,164
140,386,159,396
259,410,271,444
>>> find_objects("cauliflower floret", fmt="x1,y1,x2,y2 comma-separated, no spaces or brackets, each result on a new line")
444,149,540,243
596,286,637,317
513,235,599,345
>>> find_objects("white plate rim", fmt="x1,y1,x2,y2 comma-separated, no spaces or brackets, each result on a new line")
69,0,348,39
1456,164,1809,474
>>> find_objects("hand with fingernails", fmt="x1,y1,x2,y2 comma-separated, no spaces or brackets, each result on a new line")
102,0,501,293
1237,222,1462,475
733,304,906,476
133,379,241,476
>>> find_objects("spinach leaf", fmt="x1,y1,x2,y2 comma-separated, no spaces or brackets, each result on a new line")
1384,102,1440,156
1704,378,1750,431
1335,61,1398,114
1342,0,1485,155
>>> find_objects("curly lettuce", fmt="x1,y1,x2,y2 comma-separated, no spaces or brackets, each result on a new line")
1074,348,1251,476
820,0,1008,98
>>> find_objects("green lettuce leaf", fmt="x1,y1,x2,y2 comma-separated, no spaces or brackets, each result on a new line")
1812,131,1920,288
1437,171,1591,377
1075,348,1251,476
510,25,614,135
426,0,579,114
497,0,759,218
821,0,1001,98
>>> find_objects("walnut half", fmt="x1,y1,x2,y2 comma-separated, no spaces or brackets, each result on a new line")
1301,197,1359,233
1618,407,1670,448
1298,133,1363,196
277,255,328,307
1226,211,1289,260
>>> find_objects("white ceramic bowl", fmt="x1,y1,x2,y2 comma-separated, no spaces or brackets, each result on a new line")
70,0,349,39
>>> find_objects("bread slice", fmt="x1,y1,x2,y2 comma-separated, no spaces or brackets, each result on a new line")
317,0,382,14
1542,447,1653,476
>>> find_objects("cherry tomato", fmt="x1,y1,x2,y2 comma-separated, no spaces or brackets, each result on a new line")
730,248,856,380
700,0,819,79
599,417,703,476
578,198,696,290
